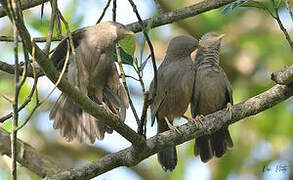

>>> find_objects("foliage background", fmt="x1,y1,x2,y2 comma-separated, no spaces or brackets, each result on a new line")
0,0,292,179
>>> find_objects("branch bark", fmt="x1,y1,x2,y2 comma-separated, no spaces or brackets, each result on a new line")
0,0,50,18
271,64,293,85
0,127,61,177
44,83,293,179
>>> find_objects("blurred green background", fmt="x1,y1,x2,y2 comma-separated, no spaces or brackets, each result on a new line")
0,0,293,179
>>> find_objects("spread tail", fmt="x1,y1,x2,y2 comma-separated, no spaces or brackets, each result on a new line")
49,94,112,144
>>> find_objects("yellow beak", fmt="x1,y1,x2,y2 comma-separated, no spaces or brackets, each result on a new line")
217,34,225,40
125,30,135,36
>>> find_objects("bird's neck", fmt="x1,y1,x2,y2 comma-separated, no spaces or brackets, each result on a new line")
165,49,190,60
195,46,220,68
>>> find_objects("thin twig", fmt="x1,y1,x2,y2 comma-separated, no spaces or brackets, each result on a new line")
0,72,38,123
0,35,63,42
57,9,79,87
134,60,147,136
116,46,140,128
15,102,40,131
0,92,13,103
44,0,57,54
127,0,157,135
55,11,62,38
15,39,40,131
96,0,112,24
18,40,28,90
40,40,70,104
122,74,140,81
9,0,20,178
272,0,293,51
285,0,293,23
112,0,117,22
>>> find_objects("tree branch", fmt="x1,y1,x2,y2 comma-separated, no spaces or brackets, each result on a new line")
126,0,236,33
44,83,293,180
0,127,61,177
0,0,236,43
271,64,293,85
0,0,50,18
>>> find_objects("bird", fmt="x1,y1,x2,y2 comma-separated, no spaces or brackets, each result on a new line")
150,35,199,171
191,32,233,163
49,21,131,144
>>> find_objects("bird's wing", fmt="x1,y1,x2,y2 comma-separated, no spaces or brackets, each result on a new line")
191,53,202,118
50,28,86,71
150,63,169,126
221,67,233,105
104,60,129,121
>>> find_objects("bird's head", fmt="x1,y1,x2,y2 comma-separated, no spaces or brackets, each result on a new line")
166,35,199,56
198,32,224,50
98,21,134,43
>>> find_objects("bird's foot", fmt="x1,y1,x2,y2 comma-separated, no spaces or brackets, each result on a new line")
165,117,182,134
194,115,204,127
100,102,113,114
182,115,204,128
226,102,233,119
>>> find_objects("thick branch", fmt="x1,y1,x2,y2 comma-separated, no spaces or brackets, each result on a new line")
0,0,235,43
0,0,50,18
271,65,293,85
0,0,145,148
126,0,236,33
44,84,293,180
0,127,61,177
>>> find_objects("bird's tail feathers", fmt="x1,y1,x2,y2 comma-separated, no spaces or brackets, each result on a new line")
157,118,177,171
194,127,233,162
50,94,113,144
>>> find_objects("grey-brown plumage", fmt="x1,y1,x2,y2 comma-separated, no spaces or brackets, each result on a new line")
150,35,198,171
49,21,131,144
191,32,233,162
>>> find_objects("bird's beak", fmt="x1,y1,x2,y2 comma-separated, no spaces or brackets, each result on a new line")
125,30,135,36
217,34,225,40
198,44,205,49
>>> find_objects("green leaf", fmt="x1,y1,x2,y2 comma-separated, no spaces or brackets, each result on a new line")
139,16,154,66
242,0,268,11
222,0,246,14
141,54,151,71
222,0,269,14
118,35,136,56
112,47,134,66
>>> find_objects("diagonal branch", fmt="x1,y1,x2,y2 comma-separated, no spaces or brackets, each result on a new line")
44,83,293,180
0,127,61,177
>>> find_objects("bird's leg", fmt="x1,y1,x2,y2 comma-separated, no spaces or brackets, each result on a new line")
182,115,204,128
100,102,113,114
164,117,181,134
226,102,233,119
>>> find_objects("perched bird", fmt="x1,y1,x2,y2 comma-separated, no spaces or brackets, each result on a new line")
49,21,131,144
191,32,233,162
150,35,198,171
